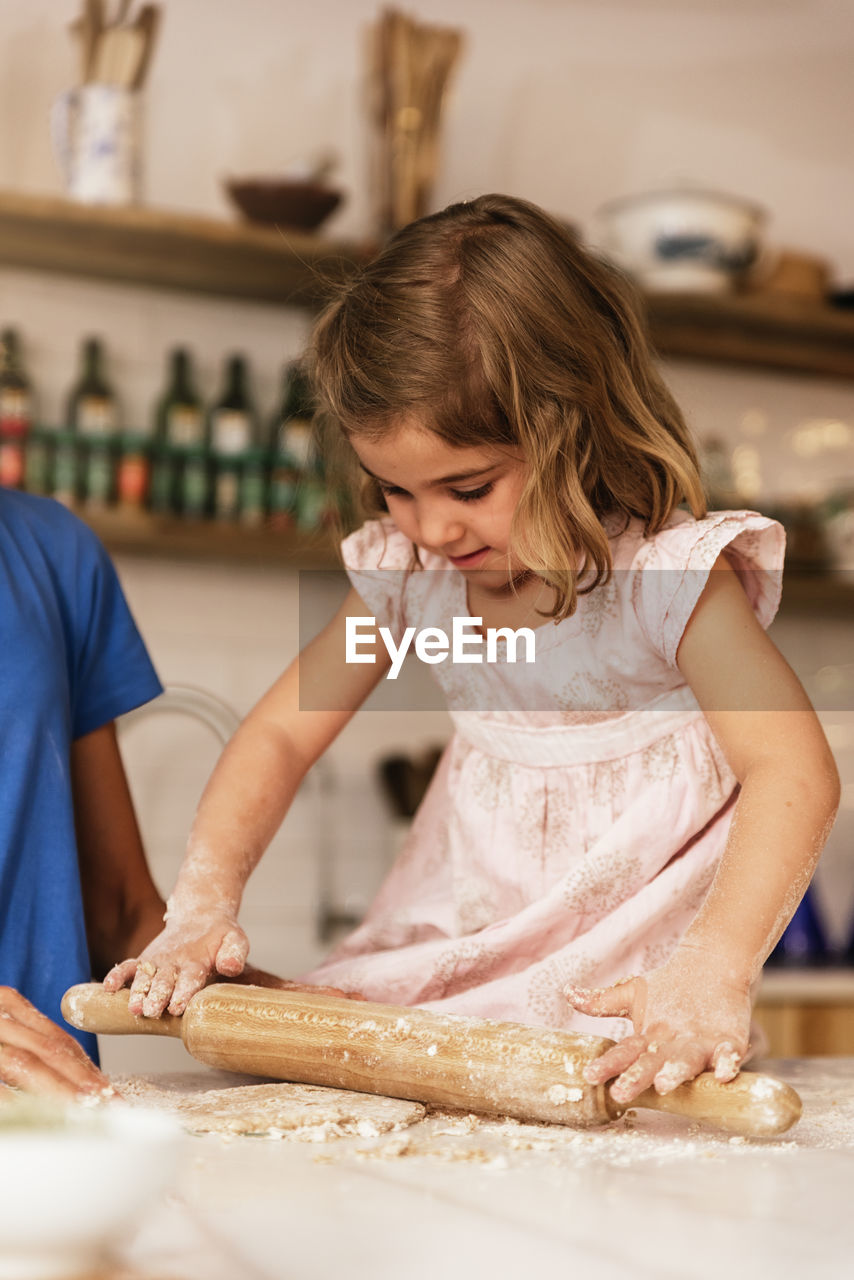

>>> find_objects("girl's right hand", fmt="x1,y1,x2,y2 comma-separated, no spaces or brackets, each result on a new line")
103,912,250,1018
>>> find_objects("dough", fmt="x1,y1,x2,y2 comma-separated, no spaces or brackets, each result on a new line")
112,1071,425,1139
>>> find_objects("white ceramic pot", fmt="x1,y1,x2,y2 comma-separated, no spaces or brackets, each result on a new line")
0,1100,184,1279
597,188,765,293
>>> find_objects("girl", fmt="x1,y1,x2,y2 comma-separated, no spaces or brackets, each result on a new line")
106,194,839,1105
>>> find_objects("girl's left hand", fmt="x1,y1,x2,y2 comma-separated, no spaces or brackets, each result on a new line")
564,945,753,1104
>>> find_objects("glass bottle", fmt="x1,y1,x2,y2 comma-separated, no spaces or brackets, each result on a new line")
209,354,259,523
84,436,116,511
0,328,33,490
239,448,268,527
66,337,119,507
155,348,204,450
209,354,259,455
116,433,151,509
269,361,314,460
179,444,210,521
24,429,53,496
268,361,328,532
148,448,176,516
66,337,118,438
51,431,80,507
213,453,242,522
151,347,204,515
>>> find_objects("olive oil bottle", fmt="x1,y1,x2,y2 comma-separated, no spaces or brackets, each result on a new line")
0,328,33,489
151,347,205,515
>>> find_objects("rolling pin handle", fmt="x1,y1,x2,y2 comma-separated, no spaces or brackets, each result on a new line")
61,984,184,1038
632,1070,803,1137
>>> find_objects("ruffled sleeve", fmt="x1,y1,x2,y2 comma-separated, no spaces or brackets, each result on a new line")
340,518,415,644
631,509,785,666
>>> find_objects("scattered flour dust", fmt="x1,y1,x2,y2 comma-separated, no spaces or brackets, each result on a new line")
322,1104,810,1172
110,1062,850,1170
111,1073,424,1141
547,1084,584,1105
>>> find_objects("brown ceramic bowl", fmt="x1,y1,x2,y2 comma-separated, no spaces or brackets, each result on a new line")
225,178,343,231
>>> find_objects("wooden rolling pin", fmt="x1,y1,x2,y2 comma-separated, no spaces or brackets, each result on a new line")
62,983,801,1137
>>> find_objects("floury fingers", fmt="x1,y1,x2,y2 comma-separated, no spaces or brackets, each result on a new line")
345,615,537,679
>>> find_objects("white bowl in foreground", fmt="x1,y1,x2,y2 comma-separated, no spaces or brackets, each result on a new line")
597,188,765,293
0,1096,184,1279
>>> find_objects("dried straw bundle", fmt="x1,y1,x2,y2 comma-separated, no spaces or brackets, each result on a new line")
367,8,465,238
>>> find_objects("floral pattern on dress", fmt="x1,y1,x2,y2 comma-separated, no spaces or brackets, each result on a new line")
300,509,785,1035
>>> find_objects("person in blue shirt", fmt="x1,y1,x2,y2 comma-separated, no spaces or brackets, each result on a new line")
0,489,165,1097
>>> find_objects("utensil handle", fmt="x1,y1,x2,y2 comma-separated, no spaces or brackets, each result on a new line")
62,984,183,1038
633,1070,802,1137
50,91,76,185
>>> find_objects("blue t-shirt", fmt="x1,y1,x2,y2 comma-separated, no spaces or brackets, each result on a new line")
0,491,163,1060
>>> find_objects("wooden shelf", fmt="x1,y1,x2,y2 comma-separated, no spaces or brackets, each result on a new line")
646,290,854,380
81,506,340,568
2,191,854,377
0,189,371,308
80,508,854,612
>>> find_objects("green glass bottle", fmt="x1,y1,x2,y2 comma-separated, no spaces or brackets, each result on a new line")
180,444,210,521
66,337,118,438
0,328,33,489
268,361,329,532
151,347,204,515
155,348,204,450
209,354,259,455
24,429,53,496
52,430,80,507
83,436,116,510
269,362,313,455
239,448,268,527
209,354,259,523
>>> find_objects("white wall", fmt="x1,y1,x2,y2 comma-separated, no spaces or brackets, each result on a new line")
2,0,854,275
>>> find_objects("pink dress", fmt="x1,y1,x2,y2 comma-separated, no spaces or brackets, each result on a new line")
301,509,784,1040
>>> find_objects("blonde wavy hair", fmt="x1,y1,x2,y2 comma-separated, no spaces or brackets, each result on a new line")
309,193,706,620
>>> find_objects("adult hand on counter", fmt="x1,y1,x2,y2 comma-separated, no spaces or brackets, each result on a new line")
0,987,111,1099
564,943,753,1103
103,909,251,1018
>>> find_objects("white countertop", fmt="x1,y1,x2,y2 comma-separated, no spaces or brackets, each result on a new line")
116,1059,854,1280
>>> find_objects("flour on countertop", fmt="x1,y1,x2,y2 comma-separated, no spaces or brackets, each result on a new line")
111,1072,425,1140
110,1061,854,1169
335,1061,854,1169
329,1107,802,1169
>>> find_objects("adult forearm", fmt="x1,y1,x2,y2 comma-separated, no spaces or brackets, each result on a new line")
89,894,166,979
679,756,840,985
